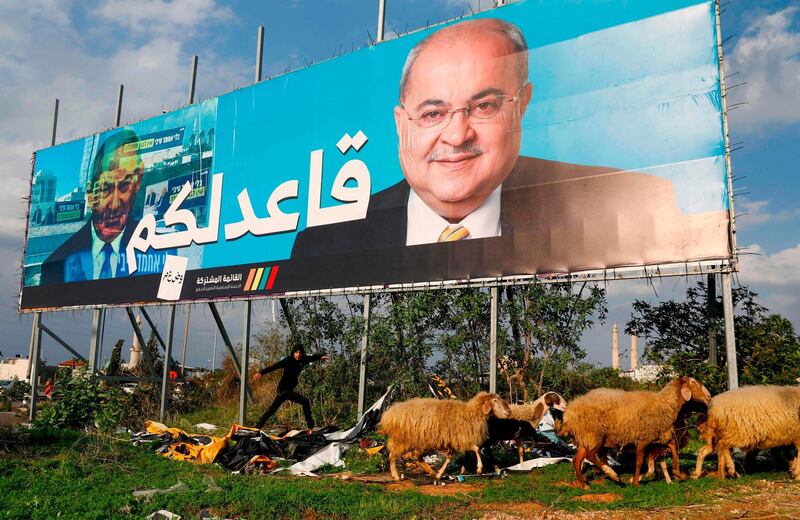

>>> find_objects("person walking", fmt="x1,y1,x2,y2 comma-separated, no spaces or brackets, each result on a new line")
252,346,328,430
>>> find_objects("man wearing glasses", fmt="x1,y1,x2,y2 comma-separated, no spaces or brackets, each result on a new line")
291,18,727,274
41,129,144,283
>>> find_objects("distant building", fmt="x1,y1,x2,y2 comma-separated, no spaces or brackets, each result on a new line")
57,359,87,371
0,357,30,380
32,170,57,203
620,364,670,383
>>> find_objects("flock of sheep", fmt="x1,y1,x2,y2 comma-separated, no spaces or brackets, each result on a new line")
377,378,800,488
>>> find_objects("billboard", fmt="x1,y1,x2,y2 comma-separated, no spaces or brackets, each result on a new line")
20,0,733,311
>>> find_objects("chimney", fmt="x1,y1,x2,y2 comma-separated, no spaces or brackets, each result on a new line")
630,334,638,371
611,323,619,370
128,314,143,369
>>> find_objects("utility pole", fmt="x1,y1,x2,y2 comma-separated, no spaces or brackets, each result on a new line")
181,305,191,375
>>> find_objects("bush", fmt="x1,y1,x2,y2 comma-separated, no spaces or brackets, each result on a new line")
4,379,31,401
33,369,125,433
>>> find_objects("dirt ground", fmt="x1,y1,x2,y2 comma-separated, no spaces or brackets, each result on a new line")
475,479,800,520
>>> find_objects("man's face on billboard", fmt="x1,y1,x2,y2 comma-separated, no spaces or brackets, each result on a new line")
89,145,142,243
394,20,532,222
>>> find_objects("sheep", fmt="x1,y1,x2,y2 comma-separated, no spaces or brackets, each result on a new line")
501,391,568,464
692,385,800,480
460,391,569,473
509,391,568,427
639,400,706,483
560,376,711,488
378,391,512,481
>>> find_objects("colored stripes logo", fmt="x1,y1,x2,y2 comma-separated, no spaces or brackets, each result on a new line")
243,266,279,292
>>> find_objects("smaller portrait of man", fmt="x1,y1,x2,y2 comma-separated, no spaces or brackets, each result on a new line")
40,129,144,284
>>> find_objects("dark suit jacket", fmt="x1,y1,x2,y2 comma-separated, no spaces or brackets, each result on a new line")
291,156,729,272
40,219,139,285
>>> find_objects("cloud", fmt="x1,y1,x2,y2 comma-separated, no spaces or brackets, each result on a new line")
0,0,249,354
738,243,800,285
737,243,800,323
735,198,800,229
97,0,234,36
727,7,800,133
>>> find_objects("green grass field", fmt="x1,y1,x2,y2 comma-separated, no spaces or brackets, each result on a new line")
0,428,796,520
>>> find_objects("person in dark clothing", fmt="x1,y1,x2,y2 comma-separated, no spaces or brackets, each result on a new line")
252,346,329,430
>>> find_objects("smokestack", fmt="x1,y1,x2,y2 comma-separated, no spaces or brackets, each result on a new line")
630,334,638,371
612,323,619,370
128,314,143,369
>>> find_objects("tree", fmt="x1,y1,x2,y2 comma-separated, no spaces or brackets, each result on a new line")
106,339,124,376
626,281,799,394
503,282,607,399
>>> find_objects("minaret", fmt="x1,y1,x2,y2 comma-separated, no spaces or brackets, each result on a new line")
630,334,639,371
612,323,619,370
128,314,142,369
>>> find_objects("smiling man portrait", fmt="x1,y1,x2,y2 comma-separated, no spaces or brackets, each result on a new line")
290,17,729,275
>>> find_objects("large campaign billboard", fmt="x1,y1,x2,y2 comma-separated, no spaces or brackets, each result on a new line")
20,0,733,311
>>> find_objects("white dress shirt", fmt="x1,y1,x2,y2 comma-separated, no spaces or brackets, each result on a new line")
90,225,123,279
405,186,502,246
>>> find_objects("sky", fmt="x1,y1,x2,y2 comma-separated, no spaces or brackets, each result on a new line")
0,0,797,372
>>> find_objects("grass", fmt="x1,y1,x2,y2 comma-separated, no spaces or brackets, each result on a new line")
0,427,796,519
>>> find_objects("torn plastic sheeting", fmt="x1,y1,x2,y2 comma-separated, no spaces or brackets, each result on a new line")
504,457,571,472
276,441,352,476
134,481,191,499
324,385,394,442
147,511,181,520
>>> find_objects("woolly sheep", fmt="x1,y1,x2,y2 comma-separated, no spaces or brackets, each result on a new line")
500,391,568,464
508,391,568,427
692,385,800,480
560,377,711,488
640,400,706,483
378,391,512,480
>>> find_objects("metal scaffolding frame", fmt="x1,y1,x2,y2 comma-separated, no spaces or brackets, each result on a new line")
22,1,741,428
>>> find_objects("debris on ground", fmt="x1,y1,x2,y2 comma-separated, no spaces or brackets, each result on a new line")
147,510,181,520
202,475,222,492
134,481,191,499
130,386,395,477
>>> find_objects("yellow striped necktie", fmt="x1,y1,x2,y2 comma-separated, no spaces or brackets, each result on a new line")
437,224,470,242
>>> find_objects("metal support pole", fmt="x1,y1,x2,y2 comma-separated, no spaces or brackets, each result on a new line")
181,305,191,374
208,302,254,402
88,310,103,374
139,307,167,352
160,305,177,421
212,332,218,372
115,85,124,126
376,0,386,42
188,55,198,104
358,293,371,417
489,286,498,393
721,272,738,389
28,313,42,422
208,303,242,376
39,324,86,362
239,300,251,425
26,315,38,379
51,99,59,146
255,26,264,82
707,273,718,366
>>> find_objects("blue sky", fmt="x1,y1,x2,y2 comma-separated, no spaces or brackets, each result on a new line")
0,0,797,371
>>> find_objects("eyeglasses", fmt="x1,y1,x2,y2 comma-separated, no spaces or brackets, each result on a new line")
401,83,528,130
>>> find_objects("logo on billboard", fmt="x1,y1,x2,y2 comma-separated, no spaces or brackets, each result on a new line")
243,266,279,292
